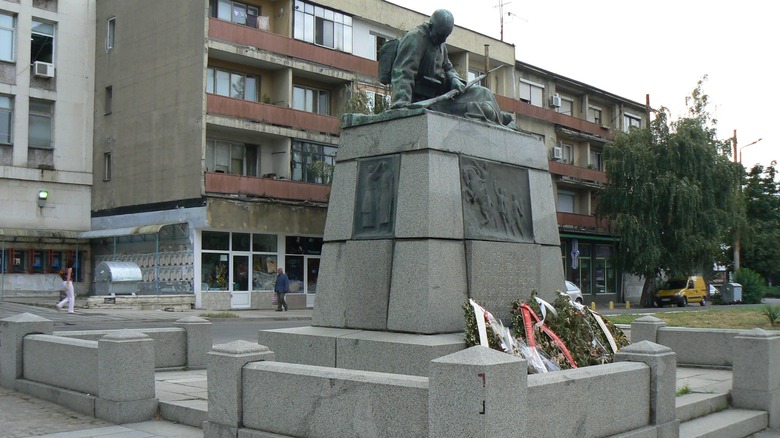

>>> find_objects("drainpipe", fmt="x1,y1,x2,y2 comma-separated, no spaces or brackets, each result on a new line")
1,239,5,300
155,233,160,295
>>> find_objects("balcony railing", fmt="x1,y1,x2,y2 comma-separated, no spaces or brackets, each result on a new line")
495,95,611,140
549,160,607,185
205,172,330,203
557,212,610,231
208,18,378,77
207,94,340,135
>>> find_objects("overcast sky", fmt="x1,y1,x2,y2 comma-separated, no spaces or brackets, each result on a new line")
387,0,776,169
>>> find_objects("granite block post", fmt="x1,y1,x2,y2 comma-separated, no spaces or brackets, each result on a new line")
731,328,780,429
615,341,679,438
96,330,157,423
204,340,275,438
429,346,527,438
173,316,212,369
630,316,667,343
0,313,53,389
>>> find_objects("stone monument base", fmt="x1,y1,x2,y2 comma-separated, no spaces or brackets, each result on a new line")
257,327,464,376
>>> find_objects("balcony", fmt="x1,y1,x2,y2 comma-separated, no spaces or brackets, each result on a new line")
205,172,330,203
207,94,340,135
549,160,607,186
557,212,610,232
208,18,377,77
495,95,611,140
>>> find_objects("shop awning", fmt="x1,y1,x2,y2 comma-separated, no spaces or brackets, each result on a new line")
79,223,178,239
0,228,84,239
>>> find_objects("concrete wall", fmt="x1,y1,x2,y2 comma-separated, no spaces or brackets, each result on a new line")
23,334,100,395
92,0,207,210
0,0,95,231
58,328,186,368
631,317,740,367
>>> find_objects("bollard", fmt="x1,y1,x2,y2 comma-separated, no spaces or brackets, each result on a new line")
626,301,631,309
609,301,614,310
590,302,596,310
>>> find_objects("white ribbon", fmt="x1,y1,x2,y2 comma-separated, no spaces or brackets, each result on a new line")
533,296,557,329
469,299,489,348
589,309,618,354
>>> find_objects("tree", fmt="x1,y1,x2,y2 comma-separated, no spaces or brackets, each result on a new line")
741,162,780,284
596,79,740,306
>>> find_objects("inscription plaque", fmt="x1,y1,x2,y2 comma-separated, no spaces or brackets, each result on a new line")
353,155,401,239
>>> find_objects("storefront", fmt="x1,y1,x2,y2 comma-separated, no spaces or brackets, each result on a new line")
560,233,621,304
198,230,322,310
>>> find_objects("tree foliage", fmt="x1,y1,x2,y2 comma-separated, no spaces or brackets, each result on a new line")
596,79,740,304
741,162,780,283
734,268,766,304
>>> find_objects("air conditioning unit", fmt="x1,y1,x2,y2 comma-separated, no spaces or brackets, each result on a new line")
550,94,561,108
33,61,54,78
553,145,563,160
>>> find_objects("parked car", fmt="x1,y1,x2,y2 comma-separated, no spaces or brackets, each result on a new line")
656,276,708,307
565,281,583,304
708,284,719,297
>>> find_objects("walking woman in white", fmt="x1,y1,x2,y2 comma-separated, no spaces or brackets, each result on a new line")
56,260,75,313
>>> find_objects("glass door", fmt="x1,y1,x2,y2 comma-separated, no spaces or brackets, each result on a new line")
306,257,320,307
231,254,250,309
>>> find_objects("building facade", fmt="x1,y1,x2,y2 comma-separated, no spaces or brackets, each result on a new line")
0,0,94,298
2,0,647,308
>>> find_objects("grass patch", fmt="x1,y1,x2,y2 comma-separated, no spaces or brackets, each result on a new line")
199,312,239,319
605,306,780,330
675,384,691,397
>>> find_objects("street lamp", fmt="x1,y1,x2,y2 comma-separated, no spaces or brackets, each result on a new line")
739,138,763,164
732,135,763,273
37,189,48,208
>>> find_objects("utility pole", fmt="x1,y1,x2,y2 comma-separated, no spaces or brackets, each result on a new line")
733,130,740,273
484,45,490,89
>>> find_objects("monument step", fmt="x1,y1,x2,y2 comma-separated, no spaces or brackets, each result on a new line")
159,399,207,429
679,408,767,438
676,392,729,423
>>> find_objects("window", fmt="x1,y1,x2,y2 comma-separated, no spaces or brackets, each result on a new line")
106,17,115,50
292,85,329,115
560,142,573,164
28,99,53,149
589,150,603,171
365,90,390,114
623,112,641,132
211,0,260,27
291,140,336,184
0,95,12,144
588,105,602,125
293,0,352,53
104,86,112,115
206,139,259,176
31,19,54,64
103,152,111,181
519,79,544,107
206,67,258,101
0,12,14,62
559,97,573,116
557,190,574,213
467,69,484,86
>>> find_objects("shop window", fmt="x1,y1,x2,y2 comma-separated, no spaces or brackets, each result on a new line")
202,252,229,290
286,236,323,255
252,254,277,290
202,231,230,250
232,232,251,251
252,233,277,252
291,140,336,184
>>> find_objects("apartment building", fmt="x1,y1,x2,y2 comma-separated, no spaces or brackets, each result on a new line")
0,0,94,298
86,0,646,309
501,61,648,303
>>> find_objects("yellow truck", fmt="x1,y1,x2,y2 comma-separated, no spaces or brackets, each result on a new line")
655,276,708,307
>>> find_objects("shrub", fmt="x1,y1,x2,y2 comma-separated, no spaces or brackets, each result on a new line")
734,268,766,304
762,305,780,326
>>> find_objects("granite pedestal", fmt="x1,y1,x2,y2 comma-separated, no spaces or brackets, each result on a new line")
262,110,564,374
